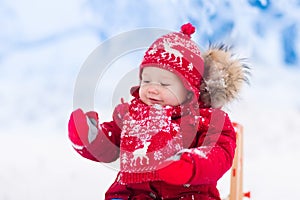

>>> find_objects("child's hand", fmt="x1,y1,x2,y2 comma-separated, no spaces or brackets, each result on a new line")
158,152,194,185
68,109,99,147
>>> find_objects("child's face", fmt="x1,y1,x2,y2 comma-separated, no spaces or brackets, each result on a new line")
139,67,190,106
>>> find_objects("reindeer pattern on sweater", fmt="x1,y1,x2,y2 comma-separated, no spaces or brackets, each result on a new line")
120,98,183,174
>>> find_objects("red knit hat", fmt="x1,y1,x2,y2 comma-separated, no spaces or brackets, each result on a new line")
140,23,204,101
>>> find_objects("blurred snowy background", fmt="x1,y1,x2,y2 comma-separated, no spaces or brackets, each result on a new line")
1,0,300,199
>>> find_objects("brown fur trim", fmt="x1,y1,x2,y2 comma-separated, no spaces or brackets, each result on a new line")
200,44,250,108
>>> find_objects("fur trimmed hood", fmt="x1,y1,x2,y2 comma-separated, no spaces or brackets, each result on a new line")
200,44,250,108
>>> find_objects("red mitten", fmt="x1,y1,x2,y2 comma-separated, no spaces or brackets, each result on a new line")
68,109,99,147
158,152,194,185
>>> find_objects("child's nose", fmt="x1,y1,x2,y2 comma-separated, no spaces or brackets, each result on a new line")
147,84,159,94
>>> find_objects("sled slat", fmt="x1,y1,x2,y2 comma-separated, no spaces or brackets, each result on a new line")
229,123,244,200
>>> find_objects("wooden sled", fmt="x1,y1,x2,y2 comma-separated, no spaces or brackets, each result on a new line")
224,123,251,200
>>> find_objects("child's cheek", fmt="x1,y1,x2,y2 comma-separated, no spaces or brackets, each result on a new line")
139,86,145,97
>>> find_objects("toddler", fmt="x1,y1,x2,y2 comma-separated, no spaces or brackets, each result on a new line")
68,23,249,200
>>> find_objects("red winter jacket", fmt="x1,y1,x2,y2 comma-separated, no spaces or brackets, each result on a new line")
69,98,236,200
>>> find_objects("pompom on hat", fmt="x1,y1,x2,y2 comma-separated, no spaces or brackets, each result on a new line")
139,23,204,103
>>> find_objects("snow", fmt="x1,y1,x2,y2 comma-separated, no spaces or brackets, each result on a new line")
1,0,300,199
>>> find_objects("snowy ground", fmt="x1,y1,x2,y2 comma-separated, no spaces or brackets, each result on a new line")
1,0,300,200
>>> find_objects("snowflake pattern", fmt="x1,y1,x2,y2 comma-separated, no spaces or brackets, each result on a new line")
174,143,183,151
148,48,157,55
121,153,129,165
154,150,163,160
188,63,193,71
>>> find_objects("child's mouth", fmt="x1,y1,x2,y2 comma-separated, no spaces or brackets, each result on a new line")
149,98,162,104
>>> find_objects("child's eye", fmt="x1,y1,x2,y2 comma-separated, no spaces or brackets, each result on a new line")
142,80,150,84
160,83,170,86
